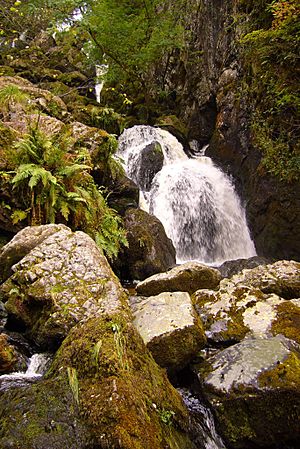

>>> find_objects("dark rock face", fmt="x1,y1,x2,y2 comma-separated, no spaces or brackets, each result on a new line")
107,174,140,215
115,208,176,281
218,256,271,279
135,141,164,191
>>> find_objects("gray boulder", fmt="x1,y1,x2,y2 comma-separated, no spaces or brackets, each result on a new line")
224,259,300,299
199,335,300,448
1,226,128,348
136,261,221,296
132,292,206,371
0,224,69,283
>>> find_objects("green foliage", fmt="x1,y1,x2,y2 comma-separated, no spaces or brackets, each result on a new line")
0,84,30,118
3,124,127,258
238,0,300,182
158,408,175,426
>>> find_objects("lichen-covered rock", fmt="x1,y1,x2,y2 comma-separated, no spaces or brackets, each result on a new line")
224,260,300,299
193,285,300,345
49,314,197,449
132,292,206,371
0,224,69,283
1,226,128,349
198,335,300,448
136,261,221,296
116,208,176,280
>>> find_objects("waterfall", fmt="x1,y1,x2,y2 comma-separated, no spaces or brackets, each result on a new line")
0,353,50,391
118,125,256,265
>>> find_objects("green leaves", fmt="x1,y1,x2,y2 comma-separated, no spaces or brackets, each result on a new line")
6,125,127,257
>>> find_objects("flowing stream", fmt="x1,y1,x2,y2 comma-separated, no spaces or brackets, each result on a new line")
118,125,256,264
0,353,50,392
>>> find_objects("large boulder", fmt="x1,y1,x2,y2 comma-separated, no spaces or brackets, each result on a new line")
0,224,69,283
136,261,221,296
0,225,196,449
193,260,300,345
198,335,300,448
47,314,196,449
132,292,206,371
0,226,128,349
223,260,300,299
194,286,300,345
115,208,176,280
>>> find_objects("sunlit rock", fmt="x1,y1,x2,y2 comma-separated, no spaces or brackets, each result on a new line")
132,291,206,371
136,261,221,296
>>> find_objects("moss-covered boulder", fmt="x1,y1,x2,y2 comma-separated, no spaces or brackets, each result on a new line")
0,377,96,449
136,262,221,296
116,208,176,280
0,226,128,349
198,335,300,448
49,313,196,449
132,292,206,372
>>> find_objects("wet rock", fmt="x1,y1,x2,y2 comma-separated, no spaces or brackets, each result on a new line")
133,141,164,191
217,256,271,279
49,315,197,449
199,335,300,448
0,377,96,449
107,174,140,215
0,224,69,283
136,261,221,296
1,226,128,349
115,208,176,281
132,292,206,371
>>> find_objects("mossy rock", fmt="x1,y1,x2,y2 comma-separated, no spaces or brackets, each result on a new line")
50,313,196,449
0,377,96,449
155,115,188,145
115,208,176,281
137,261,221,296
199,336,300,448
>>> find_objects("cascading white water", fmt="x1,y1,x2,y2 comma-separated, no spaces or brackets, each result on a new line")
118,125,256,265
0,353,50,391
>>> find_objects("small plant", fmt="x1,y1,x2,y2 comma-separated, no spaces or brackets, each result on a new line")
0,84,30,119
67,366,79,405
111,321,129,371
92,339,103,370
158,408,175,426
